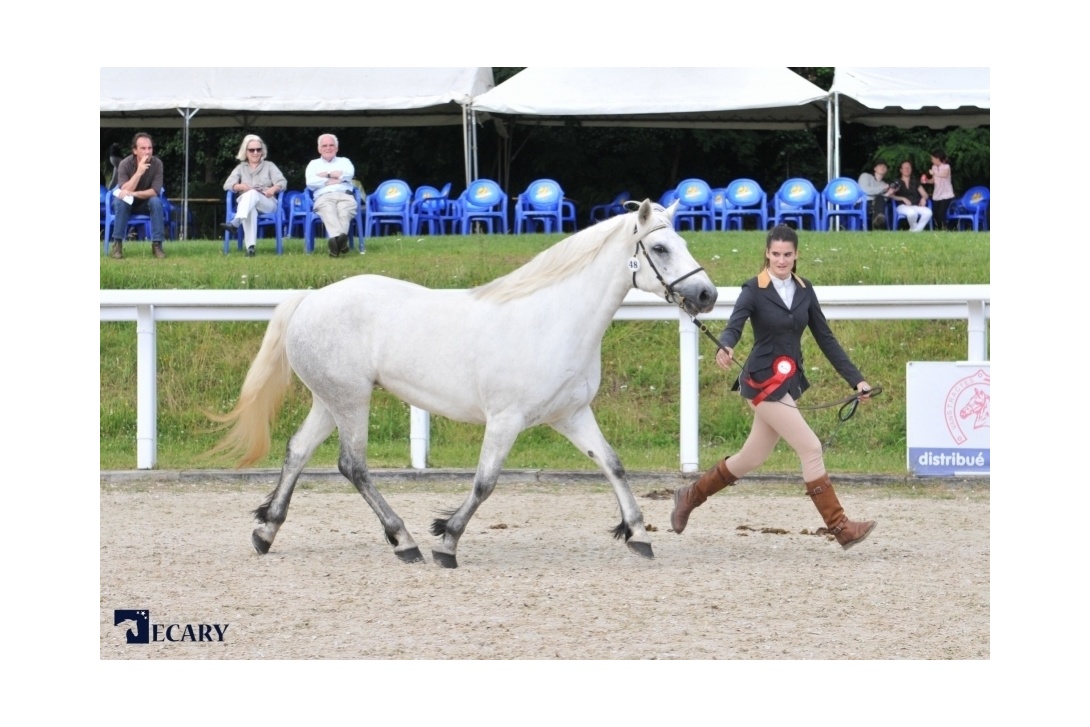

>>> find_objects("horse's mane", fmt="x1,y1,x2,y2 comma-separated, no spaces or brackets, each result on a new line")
472,213,632,303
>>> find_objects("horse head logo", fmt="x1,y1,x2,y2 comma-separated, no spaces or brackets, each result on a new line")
958,388,990,429
113,609,150,644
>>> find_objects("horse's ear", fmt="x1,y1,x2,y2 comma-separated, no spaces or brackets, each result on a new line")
636,199,654,226
623,200,641,212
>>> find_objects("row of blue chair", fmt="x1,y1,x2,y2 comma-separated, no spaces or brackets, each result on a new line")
363,178,578,236
654,178,990,233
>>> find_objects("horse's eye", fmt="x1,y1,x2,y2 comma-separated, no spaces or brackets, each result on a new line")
652,244,668,255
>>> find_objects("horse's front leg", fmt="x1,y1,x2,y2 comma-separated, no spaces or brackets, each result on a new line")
551,406,653,559
338,410,424,564
430,419,521,568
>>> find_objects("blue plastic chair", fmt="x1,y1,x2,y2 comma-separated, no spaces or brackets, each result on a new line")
722,178,769,231
410,185,450,235
102,187,166,253
821,177,867,231
223,190,284,254
710,188,731,230
514,179,568,234
772,178,822,230
453,179,508,234
303,187,366,253
365,180,413,238
280,191,303,236
946,186,990,231
672,178,715,232
589,191,630,224
100,185,108,236
658,188,680,208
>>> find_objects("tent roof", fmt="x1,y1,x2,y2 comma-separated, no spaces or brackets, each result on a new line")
831,67,989,128
470,67,829,129
100,67,494,127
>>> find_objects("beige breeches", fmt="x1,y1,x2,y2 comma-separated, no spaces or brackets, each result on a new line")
726,394,826,481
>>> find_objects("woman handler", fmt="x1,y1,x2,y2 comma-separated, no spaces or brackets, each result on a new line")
671,225,877,549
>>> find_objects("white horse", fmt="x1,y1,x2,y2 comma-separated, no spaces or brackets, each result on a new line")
213,199,717,568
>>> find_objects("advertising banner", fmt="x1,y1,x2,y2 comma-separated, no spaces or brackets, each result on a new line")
906,362,990,476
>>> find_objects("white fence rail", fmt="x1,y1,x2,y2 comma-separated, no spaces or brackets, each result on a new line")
101,285,990,471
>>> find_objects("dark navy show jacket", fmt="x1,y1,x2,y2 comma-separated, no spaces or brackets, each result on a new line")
718,269,865,402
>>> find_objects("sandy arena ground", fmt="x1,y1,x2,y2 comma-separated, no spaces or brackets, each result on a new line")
100,468,989,662
100,471,988,660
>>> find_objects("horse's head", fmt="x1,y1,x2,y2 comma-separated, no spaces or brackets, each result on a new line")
625,199,717,315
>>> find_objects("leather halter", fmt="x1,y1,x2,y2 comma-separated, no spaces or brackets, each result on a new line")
630,221,706,304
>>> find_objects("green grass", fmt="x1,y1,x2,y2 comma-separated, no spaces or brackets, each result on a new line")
101,228,989,474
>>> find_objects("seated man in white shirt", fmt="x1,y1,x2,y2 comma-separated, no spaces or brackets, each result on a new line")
305,133,358,257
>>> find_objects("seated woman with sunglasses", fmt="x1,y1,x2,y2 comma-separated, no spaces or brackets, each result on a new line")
221,134,287,256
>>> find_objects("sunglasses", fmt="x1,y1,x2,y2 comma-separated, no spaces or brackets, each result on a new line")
247,148,263,153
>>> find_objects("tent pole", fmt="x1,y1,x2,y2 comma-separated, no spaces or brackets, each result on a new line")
176,108,199,240
471,110,479,182
464,105,478,188
833,93,840,180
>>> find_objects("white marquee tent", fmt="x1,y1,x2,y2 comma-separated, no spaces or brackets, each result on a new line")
470,67,829,129
829,67,990,177
470,67,831,191
101,67,495,237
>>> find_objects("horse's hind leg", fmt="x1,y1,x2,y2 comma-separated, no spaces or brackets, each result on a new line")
337,408,424,564
430,419,521,568
551,406,653,559
252,400,336,554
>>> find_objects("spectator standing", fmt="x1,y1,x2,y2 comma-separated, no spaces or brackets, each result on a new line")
221,134,287,257
108,132,166,259
922,150,955,231
305,133,358,257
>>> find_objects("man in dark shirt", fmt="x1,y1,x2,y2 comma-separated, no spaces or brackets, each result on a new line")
109,132,166,259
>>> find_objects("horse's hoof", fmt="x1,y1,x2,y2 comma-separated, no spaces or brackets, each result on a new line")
627,540,654,559
252,531,272,555
395,546,425,564
432,550,458,569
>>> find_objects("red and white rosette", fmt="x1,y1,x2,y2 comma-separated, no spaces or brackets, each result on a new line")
747,356,797,405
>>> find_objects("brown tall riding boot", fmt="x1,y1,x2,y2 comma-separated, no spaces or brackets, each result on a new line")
671,457,738,534
109,241,123,259
805,474,876,549
151,242,166,259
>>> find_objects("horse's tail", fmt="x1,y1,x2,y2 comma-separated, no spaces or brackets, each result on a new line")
207,293,307,468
